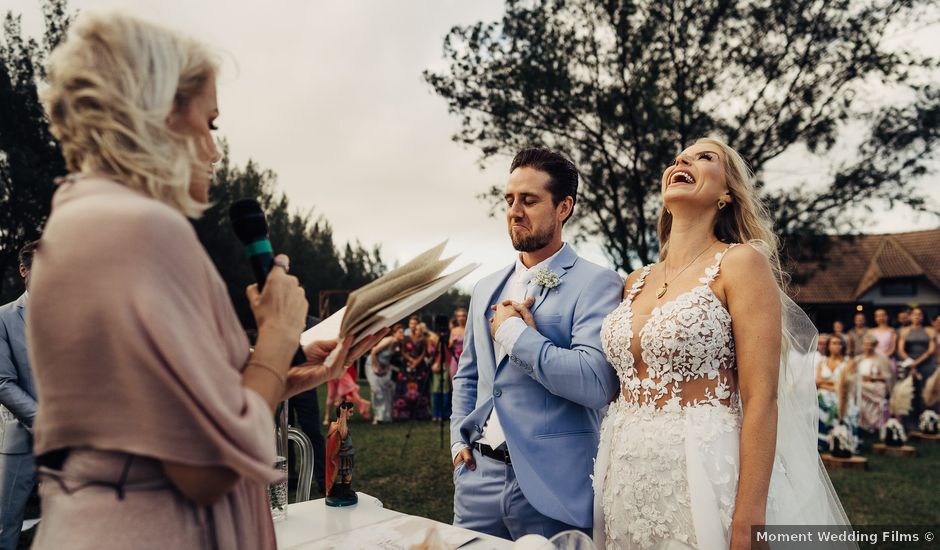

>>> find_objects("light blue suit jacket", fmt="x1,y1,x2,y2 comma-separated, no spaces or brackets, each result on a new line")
0,293,37,455
451,245,622,528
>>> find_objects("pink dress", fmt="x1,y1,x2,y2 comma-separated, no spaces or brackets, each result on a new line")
448,332,465,379
871,328,897,376
326,366,370,417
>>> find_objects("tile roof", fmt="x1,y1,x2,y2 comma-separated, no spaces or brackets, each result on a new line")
788,228,940,304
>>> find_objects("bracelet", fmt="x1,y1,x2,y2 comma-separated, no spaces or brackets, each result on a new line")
247,360,287,387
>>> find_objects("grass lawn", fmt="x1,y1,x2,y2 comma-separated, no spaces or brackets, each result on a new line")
826,433,940,524
314,386,455,523
314,386,940,526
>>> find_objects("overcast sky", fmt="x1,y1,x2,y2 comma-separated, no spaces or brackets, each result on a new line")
7,0,940,290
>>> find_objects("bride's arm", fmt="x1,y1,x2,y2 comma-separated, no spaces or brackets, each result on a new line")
721,245,782,550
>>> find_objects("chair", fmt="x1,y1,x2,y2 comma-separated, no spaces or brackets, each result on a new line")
276,402,316,503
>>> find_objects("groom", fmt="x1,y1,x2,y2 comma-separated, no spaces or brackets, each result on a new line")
451,148,622,540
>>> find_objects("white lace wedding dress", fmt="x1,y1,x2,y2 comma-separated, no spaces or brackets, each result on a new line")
593,245,853,550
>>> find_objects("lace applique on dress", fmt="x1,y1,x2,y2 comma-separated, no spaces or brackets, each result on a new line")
601,244,739,411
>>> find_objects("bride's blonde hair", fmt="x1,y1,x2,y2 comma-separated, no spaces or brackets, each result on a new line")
42,11,218,218
657,137,787,291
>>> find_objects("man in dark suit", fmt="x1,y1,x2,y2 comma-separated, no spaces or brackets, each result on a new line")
0,241,39,549
289,316,326,494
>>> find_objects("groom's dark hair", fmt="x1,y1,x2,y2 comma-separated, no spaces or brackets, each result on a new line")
510,148,579,223
18,240,39,269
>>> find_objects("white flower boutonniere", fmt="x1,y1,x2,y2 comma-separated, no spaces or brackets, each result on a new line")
533,268,561,296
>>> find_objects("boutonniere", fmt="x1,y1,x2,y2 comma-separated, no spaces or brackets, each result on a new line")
533,267,561,296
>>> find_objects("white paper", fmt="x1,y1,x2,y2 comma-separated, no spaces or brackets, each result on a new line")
299,306,345,346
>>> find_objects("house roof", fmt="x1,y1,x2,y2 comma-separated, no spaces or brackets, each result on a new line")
788,228,940,304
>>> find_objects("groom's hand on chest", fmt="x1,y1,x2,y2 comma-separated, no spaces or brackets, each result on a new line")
489,301,520,338
489,298,537,339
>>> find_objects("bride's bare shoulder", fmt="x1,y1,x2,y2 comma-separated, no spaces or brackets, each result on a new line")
722,243,773,279
720,244,779,308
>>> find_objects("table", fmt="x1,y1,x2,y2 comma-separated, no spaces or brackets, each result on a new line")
274,493,512,549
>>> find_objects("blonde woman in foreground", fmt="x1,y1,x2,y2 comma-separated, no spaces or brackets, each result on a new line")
593,138,854,549
28,12,382,549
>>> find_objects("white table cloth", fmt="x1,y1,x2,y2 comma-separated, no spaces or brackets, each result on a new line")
274,493,512,549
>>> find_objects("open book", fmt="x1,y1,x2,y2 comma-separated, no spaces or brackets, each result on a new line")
300,242,479,346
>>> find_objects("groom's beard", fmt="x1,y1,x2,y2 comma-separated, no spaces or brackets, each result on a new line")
511,221,556,252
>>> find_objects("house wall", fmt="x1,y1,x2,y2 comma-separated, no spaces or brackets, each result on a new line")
800,276,940,330
857,277,940,307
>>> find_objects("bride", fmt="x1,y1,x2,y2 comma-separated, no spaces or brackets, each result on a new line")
593,138,853,549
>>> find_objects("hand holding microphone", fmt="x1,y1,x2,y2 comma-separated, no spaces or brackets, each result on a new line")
246,255,306,334
245,254,308,365
231,199,308,366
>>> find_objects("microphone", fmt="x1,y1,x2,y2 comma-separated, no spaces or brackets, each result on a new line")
230,199,308,366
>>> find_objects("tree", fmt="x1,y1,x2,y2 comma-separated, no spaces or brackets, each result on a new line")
420,287,471,325
192,143,387,327
0,0,71,301
425,0,940,273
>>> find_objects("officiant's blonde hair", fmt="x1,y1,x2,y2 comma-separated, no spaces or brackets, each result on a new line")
42,11,218,218
657,137,787,291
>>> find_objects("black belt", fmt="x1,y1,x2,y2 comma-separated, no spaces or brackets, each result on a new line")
473,442,511,465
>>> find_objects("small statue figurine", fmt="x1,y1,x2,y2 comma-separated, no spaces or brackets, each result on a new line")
325,400,358,507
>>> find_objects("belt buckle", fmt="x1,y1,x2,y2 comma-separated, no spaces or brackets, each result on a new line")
492,445,510,464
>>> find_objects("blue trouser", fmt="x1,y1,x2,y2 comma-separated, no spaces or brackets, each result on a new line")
453,447,587,540
0,452,35,550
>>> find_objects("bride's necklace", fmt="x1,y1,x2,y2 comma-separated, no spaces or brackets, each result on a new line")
656,241,716,299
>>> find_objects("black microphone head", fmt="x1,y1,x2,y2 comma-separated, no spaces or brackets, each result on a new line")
229,199,269,244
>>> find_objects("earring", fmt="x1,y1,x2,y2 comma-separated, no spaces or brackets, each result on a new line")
717,199,727,210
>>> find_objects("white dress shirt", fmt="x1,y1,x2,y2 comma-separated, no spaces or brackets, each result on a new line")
454,244,567,457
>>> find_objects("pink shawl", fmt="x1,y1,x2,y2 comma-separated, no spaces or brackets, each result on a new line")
28,176,279,544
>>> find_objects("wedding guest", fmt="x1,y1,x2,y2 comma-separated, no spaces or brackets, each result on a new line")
28,14,380,549
425,324,438,392
814,333,831,368
933,314,940,365
0,241,40,549
831,320,848,352
423,322,439,353
429,325,450,422
871,308,898,377
851,334,892,432
817,336,855,450
393,323,430,421
897,308,912,328
405,322,427,371
404,315,419,337
287,316,327,494
448,317,458,356
448,308,467,379
323,365,371,425
898,307,937,427
366,325,404,425
847,312,868,357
